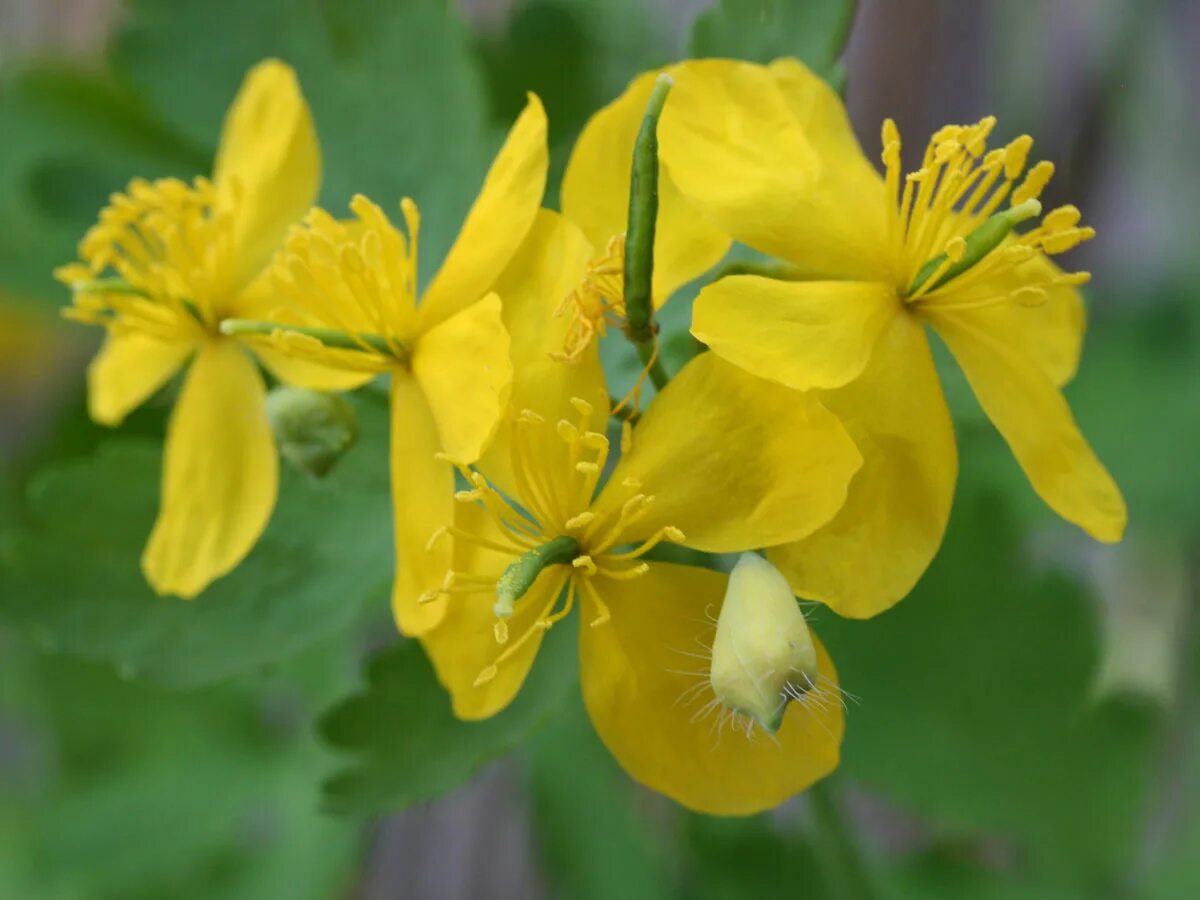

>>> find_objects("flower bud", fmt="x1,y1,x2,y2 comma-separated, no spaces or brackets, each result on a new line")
710,553,819,733
265,386,358,478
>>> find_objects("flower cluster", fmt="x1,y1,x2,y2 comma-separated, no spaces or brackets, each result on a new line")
57,57,1125,815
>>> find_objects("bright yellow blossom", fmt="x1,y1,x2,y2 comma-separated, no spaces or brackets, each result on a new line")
56,60,328,598
235,96,549,636
554,72,731,363
658,59,1127,619
417,209,863,814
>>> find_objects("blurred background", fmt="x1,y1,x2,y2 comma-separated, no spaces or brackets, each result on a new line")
1,1,1197,898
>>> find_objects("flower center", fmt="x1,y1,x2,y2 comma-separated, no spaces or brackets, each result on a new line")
422,396,683,686
58,176,237,339
555,234,628,363
268,194,419,363
881,118,1094,312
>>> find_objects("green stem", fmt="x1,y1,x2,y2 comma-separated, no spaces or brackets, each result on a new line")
219,318,397,357
709,258,807,283
808,780,876,900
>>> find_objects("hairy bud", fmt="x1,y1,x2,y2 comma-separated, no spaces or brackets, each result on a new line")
710,553,819,733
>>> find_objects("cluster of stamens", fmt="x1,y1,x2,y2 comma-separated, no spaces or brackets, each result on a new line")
420,396,683,687
554,234,628,363
882,117,1094,311
57,176,236,338
267,194,420,363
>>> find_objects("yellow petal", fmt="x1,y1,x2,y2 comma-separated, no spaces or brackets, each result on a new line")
593,353,862,553
421,503,570,720
660,59,889,280
562,71,730,303
417,94,548,330
767,58,882,190
213,60,320,287
412,293,512,465
87,331,192,426
936,253,1086,386
692,276,899,391
928,307,1126,541
496,209,593,366
579,562,843,816
142,340,277,598
389,373,455,635
477,210,607,508
769,312,957,618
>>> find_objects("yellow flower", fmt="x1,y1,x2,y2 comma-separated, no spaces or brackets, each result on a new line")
553,72,731,363
417,210,863,814
237,96,549,636
56,60,325,598
658,59,1127,619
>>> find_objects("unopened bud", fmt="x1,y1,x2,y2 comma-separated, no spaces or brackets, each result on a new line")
265,386,358,478
710,554,819,733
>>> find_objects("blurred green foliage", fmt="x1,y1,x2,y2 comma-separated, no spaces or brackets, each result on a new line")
1,0,1196,898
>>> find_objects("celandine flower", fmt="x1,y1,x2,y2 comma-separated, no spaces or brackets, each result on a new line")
553,73,730,362
659,59,1127,618
417,210,863,814
226,96,548,635
56,60,333,598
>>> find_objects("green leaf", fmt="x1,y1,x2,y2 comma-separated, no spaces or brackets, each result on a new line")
320,622,576,815
0,638,360,900
0,397,391,688
682,814,827,900
0,66,202,308
688,0,858,83
817,472,1163,880
112,0,491,271
523,694,674,900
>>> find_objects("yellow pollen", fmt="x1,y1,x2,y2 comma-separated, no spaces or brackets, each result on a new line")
881,118,1095,312
554,234,628,364
57,176,238,339
271,194,421,361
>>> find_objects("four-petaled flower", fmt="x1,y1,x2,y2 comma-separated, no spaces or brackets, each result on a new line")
661,58,1127,618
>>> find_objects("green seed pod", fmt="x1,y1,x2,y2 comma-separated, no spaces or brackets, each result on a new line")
710,553,820,733
265,386,358,478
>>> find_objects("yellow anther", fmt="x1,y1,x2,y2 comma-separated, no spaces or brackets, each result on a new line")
1004,245,1037,264
1004,135,1034,179
474,665,498,687
570,397,594,417
1055,271,1092,287
620,420,633,454
557,420,580,443
881,117,900,150
424,526,448,552
1043,204,1081,232
565,511,596,530
454,489,481,503
576,462,599,475
494,620,509,644
517,409,545,425
1043,227,1094,255
1013,160,1054,205
1012,287,1048,308
663,526,686,543
573,555,598,575
417,588,442,605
